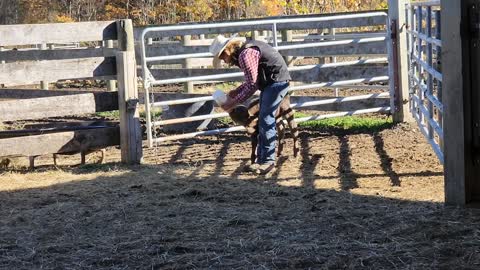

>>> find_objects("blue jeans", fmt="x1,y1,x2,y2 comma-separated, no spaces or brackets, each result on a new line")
256,81,290,164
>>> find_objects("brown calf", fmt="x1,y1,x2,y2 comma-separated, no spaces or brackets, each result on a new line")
229,96,299,163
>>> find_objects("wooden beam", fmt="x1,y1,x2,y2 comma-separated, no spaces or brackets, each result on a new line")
149,65,388,83
0,21,117,46
0,92,118,121
0,89,91,99
442,0,468,205
388,0,413,123
0,127,120,157
0,123,118,139
0,57,117,85
0,47,115,62
117,19,142,164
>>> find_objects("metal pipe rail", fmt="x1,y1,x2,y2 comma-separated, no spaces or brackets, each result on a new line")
406,0,443,164
140,11,390,147
145,37,386,66
411,95,443,138
411,54,442,81
411,74,443,112
317,85,389,90
152,106,391,143
140,12,387,38
151,76,390,107
407,1,440,7
411,101,444,163
294,106,390,123
293,32,386,41
153,93,390,126
406,30,441,47
150,57,388,86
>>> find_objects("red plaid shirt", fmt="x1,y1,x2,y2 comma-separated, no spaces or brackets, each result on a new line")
228,47,260,104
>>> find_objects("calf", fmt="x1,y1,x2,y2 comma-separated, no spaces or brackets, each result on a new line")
229,96,299,164
52,123,109,166
29,133,106,168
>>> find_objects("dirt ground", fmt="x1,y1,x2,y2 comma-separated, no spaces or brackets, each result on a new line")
1,121,480,269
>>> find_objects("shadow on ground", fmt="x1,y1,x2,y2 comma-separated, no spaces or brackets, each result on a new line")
0,125,471,269
0,162,478,270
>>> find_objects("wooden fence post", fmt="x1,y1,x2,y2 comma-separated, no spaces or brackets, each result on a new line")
106,40,116,91
0,47,4,88
442,0,478,205
281,29,295,93
252,30,259,40
388,0,412,123
281,29,293,66
317,28,325,65
116,19,142,164
40,43,49,90
182,35,194,93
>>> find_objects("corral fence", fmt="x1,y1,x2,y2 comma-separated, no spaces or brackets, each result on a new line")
405,0,443,163
138,10,395,147
0,20,142,166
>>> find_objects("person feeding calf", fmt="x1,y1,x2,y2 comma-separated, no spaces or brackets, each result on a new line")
209,34,292,175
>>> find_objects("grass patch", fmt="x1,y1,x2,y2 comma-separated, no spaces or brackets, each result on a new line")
216,82,242,91
95,110,120,119
295,112,394,133
217,116,234,125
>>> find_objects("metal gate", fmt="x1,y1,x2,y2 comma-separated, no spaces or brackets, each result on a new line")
405,0,443,163
139,11,392,147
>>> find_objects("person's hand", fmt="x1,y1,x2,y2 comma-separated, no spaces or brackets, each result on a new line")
220,95,236,113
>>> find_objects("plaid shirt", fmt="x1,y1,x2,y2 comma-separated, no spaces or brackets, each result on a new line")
228,47,260,104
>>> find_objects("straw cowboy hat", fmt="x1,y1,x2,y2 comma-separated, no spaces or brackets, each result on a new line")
209,34,238,68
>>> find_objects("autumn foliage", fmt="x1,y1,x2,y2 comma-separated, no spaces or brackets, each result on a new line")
0,0,387,25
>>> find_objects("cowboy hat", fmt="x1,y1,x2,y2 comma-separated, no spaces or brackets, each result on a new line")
209,34,238,68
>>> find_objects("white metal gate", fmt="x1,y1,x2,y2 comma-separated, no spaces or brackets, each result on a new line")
139,11,392,147
405,0,443,163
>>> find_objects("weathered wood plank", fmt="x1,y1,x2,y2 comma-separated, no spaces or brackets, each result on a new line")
117,19,142,164
442,0,468,205
0,21,117,46
0,127,120,157
0,89,93,99
0,123,117,139
0,47,115,62
388,0,412,123
0,92,118,121
148,65,388,83
0,57,117,85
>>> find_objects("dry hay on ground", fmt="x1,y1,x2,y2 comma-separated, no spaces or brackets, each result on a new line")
0,123,479,269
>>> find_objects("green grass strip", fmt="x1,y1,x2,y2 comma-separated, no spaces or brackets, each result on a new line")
295,112,394,132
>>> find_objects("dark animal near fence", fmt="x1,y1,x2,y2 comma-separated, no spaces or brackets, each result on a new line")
229,96,299,164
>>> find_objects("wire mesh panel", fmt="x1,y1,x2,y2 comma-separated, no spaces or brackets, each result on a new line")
406,0,443,163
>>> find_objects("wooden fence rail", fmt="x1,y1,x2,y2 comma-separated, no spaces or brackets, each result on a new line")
0,19,142,165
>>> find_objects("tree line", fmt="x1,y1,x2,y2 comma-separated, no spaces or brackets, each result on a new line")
0,0,387,26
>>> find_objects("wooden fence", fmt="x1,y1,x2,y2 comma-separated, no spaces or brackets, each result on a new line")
0,20,142,165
